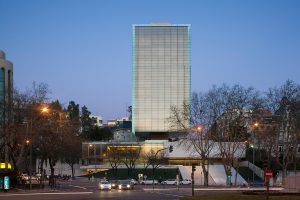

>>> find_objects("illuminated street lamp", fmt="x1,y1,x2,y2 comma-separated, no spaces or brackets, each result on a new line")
27,106,48,190
252,122,259,186
41,107,49,113
197,126,202,132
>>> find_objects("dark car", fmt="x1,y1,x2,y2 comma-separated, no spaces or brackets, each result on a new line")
117,180,134,190
108,179,119,189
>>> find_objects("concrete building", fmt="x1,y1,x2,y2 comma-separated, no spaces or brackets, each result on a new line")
80,139,247,186
107,120,117,127
0,50,13,168
91,115,103,127
132,23,191,139
0,50,13,121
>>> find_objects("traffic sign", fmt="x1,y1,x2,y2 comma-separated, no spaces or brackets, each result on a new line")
264,169,273,179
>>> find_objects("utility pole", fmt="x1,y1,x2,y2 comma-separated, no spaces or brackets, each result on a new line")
191,164,196,196
29,119,33,190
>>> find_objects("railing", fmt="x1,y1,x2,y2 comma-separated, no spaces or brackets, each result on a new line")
240,161,264,179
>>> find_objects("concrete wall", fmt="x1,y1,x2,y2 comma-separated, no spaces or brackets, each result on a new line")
283,174,300,192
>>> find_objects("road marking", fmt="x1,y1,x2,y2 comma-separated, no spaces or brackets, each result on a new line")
68,185,87,189
143,187,284,191
0,192,93,197
194,187,284,191
143,188,188,191
146,191,185,198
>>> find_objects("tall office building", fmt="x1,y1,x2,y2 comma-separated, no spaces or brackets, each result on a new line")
0,50,13,121
132,23,191,138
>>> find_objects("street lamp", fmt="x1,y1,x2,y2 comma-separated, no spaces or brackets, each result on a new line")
252,122,259,187
197,126,202,132
41,107,49,113
27,106,48,190
88,144,96,171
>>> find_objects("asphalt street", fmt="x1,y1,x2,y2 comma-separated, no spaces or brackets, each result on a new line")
0,187,193,200
0,178,276,200
0,178,191,200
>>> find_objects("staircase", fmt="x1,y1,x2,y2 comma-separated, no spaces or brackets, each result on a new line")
178,165,246,186
237,166,264,186
178,165,216,185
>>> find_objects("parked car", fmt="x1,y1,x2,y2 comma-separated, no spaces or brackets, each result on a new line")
21,173,30,180
163,179,178,185
117,180,134,190
140,179,158,185
130,179,138,185
20,174,40,184
180,179,191,185
98,180,112,190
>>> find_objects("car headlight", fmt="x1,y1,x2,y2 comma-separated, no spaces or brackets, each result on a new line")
112,184,115,187
100,184,104,188
109,185,111,189
119,185,122,189
127,184,130,188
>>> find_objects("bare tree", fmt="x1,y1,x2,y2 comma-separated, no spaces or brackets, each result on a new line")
61,127,82,178
255,115,280,169
264,80,300,180
107,144,121,178
119,144,141,178
169,93,214,186
273,98,299,180
0,82,50,174
145,148,166,187
169,84,259,186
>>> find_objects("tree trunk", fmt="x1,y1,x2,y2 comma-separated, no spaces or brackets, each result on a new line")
48,157,55,187
49,157,55,176
201,164,209,186
282,165,287,181
71,163,74,178
39,158,45,174
10,154,18,172
224,165,232,185
234,164,239,186
16,143,26,170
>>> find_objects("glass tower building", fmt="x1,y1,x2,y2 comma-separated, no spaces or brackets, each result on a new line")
132,23,191,138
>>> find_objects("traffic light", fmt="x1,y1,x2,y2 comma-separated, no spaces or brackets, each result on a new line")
192,164,196,172
169,145,173,153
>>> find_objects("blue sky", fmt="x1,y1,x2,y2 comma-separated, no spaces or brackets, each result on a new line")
1,0,300,120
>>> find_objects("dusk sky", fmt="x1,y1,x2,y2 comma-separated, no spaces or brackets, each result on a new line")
1,0,299,121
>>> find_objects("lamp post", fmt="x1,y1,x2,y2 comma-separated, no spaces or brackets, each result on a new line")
151,146,173,190
25,138,32,189
25,119,33,190
88,144,96,176
26,106,48,190
244,140,250,186
252,122,259,187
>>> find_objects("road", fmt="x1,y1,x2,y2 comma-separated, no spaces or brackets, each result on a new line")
0,178,274,200
0,189,187,200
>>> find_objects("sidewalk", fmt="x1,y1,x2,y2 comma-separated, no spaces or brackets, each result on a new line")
0,177,95,195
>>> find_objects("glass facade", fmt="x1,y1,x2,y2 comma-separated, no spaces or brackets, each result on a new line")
133,24,191,133
82,141,165,166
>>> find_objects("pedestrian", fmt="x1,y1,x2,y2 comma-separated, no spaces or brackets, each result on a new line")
88,171,91,181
